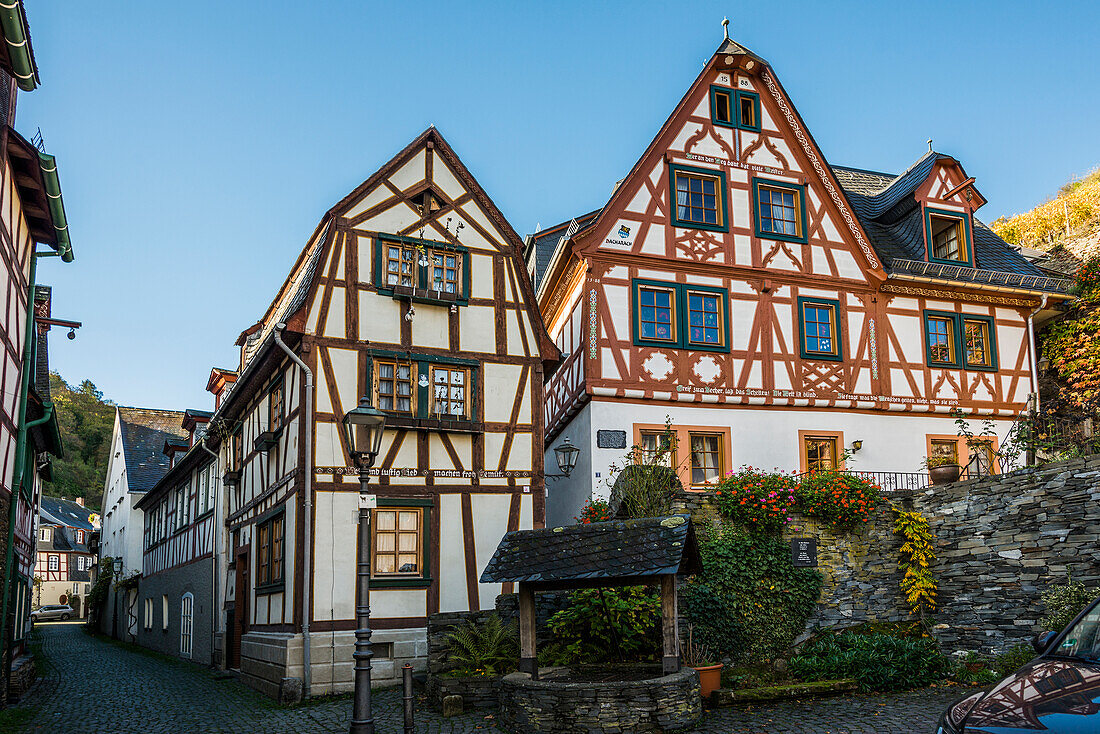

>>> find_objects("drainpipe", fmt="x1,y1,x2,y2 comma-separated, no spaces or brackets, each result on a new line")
198,438,221,668
1027,294,1049,414
274,323,313,698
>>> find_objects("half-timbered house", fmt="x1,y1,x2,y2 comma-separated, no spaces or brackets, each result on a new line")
204,127,553,698
529,36,1071,525
133,409,219,664
34,496,96,614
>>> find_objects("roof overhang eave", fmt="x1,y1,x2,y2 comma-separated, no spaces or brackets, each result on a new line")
885,272,1074,299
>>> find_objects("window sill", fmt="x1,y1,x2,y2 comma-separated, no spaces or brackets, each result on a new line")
385,284,467,306
383,415,482,433
369,577,432,589
255,582,286,596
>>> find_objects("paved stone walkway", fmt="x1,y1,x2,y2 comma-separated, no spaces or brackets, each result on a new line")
12,621,967,733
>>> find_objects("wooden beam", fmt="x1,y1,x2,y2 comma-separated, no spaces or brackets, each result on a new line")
661,574,680,674
518,582,537,680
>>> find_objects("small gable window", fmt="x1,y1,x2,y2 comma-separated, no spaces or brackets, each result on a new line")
924,208,972,265
709,86,761,132
753,178,807,244
669,164,728,232
923,311,997,371
384,242,417,287
798,297,842,361
376,235,470,303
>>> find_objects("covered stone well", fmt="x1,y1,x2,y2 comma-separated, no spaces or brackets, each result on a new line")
481,515,704,733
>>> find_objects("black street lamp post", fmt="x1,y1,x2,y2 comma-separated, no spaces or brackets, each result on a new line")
342,398,387,734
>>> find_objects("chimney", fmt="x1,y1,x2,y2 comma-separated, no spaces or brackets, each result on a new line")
75,497,84,507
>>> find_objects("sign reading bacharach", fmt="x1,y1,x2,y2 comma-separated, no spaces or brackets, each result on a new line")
316,467,531,479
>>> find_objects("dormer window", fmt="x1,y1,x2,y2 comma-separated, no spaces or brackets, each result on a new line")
925,208,972,265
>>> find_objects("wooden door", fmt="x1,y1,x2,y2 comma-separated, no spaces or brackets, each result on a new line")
230,548,249,669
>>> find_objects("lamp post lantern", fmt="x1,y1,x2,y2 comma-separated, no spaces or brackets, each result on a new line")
554,437,580,477
342,398,387,734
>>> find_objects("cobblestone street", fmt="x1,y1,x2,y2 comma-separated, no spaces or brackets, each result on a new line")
11,622,964,733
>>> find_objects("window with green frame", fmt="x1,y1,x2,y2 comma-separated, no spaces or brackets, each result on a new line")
374,234,471,303
669,164,728,232
924,208,973,266
922,311,998,371
631,279,730,353
797,297,842,361
709,85,761,132
369,351,479,420
753,178,808,244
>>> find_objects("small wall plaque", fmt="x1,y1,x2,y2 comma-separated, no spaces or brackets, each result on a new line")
791,537,817,567
596,430,628,449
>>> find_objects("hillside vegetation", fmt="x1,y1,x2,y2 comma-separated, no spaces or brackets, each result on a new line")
46,371,114,509
993,168,1100,258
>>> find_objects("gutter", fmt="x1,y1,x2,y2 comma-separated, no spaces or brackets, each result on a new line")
37,152,73,262
0,1,36,91
886,273,1070,298
198,438,222,670
1027,294,1050,414
274,323,313,698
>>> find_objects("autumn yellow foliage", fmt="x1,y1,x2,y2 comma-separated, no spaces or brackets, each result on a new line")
893,507,937,621
992,168,1100,248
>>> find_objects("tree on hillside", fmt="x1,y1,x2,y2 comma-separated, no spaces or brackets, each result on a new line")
46,372,114,510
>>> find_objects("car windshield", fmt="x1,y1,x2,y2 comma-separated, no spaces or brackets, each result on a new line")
1054,603,1100,662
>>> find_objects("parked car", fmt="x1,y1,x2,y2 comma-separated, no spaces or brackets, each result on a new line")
936,596,1100,733
30,604,75,622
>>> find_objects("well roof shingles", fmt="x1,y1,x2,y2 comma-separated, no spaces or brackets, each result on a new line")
480,515,700,584
117,407,188,494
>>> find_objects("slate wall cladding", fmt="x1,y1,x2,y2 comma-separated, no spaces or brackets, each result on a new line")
674,455,1100,655
498,667,701,733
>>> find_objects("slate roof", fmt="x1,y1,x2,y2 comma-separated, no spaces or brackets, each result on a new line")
38,496,95,554
526,210,601,291
117,407,188,493
832,155,1070,292
480,515,700,585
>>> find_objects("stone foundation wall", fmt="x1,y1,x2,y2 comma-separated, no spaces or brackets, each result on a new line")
498,667,701,733
675,455,1100,655
426,674,501,709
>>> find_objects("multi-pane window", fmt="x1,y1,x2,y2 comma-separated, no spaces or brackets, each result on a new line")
231,430,243,471
758,185,800,237
968,440,997,477
801,301,838,357
385,242,417,287
687,291,722,346
638,286,676,342
964,319,992,368
930,439,959,465
269,381,285,431
927,315,955,365
930,215,965,262
689,433,723,486
198,469,210,515
40,527,50,541
372,508,422,576
804,436,839,471
375,359,414,413
257,513,285,588
430,251,460,294
75,530,84,544
47,555,59,572
431,366,469,419
639,431,675,467
180,594,194,658
674,171,722,227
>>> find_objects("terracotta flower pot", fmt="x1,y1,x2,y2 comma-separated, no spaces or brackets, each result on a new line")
929,463,962,485
692,663,724,698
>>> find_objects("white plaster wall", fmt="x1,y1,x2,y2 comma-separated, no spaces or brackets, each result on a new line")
546,400,1018,523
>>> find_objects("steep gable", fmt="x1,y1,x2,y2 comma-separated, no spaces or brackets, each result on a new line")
117,407,188,493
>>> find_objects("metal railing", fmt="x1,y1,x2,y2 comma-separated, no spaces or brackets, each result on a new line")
795,470,930,491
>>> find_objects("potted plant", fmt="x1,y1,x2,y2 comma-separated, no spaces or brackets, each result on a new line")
682,625,723,698
923,455,962,485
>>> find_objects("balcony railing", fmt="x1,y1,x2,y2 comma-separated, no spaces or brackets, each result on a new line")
794,466,995,492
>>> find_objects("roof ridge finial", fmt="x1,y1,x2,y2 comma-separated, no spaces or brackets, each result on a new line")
927,138,933,153
722,17,730,40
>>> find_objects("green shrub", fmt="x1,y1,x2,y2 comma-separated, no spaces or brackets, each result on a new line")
684,526,822,665
444,613,518,675
546,587,660,663
789,631,950,692
994,644,1035,676
795,471,881,533
1041,578,1094,631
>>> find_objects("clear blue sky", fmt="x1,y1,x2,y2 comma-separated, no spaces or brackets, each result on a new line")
17,0,1100,410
